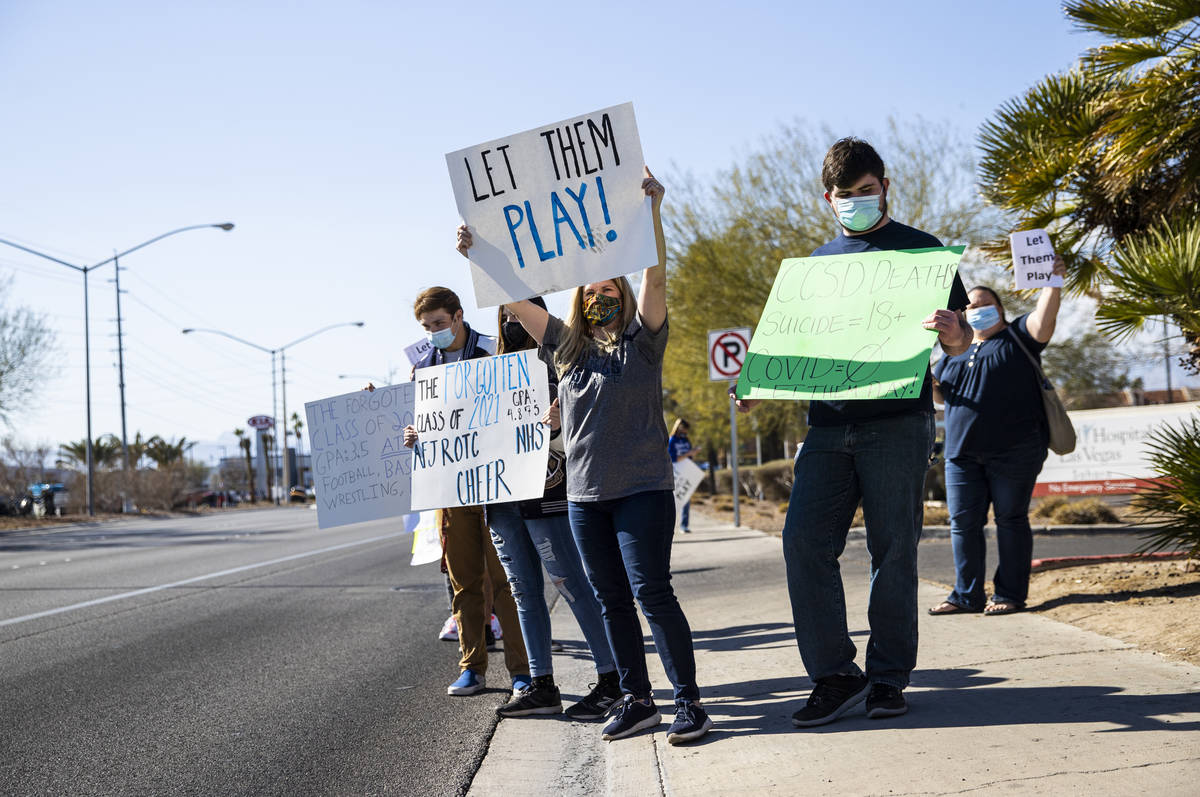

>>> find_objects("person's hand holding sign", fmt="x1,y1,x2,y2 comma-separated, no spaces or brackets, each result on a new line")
456,225,472,258
923,308,971,356
728,385,759,414
541,398,561,431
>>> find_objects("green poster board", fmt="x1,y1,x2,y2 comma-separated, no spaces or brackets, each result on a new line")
734,246,965,401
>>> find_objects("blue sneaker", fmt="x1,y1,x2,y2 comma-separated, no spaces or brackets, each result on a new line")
666,699,713,745
511,674,532,695
447,669,485,696
602,695,661,741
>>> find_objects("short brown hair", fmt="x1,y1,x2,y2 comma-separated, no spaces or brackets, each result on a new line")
413,286,462,320
821,137,886,191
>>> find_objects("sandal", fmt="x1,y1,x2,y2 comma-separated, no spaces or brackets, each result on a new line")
928,601,979,615
983,600,1022,616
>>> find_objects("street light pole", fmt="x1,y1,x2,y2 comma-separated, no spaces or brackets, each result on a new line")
113,252,132,512
0,223,234,515
83,267,94,513
182,321,364,504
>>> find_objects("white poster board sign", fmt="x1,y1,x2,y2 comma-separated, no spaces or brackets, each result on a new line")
1034,402,1199,497
404,338,432,367
409,511,442,566
410,349,551,511
304,384,415,529
446,102,656,307
404,336,495,372
673,458,705,526
708,327,752,382
1010,228,1063,289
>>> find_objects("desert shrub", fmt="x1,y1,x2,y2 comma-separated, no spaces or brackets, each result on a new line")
1050,498,1119,525
1032,495,1070,518
753,459,794,502
714,460,793,501
1133,417,1200,558
923,504,950,525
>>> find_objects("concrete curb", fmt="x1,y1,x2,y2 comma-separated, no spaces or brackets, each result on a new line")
917,523,1160,539
1031,550,1195,572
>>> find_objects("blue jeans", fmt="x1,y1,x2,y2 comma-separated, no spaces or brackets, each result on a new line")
678,500,690,531
488,503,616,678
782,412,934,689
944,437,1048,609
568,490,700,702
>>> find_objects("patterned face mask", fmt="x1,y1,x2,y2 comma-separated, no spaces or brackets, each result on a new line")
583,293,622,326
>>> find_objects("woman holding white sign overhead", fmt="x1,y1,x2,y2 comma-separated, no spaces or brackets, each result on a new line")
929,254,1066,617
456,167,713,746
486,296,623,722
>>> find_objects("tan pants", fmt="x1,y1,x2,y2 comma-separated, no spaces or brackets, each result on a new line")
439,506,528,677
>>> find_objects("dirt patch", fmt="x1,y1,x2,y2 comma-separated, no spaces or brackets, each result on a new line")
1026,558,1200,667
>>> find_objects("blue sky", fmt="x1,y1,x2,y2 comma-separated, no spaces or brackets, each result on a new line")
1,1,1190,465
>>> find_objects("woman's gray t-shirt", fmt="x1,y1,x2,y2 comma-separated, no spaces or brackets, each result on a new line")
538,314,674,502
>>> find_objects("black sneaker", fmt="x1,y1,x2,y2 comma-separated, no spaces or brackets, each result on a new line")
497,676,562,717
865,683,907,718
565,671,622,721
666,699,713,745
485,625,498,651
601,695,661,741
791,673,869,727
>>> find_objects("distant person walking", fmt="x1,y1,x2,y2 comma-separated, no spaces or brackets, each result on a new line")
929,256,1067,616
667,419,695,533
457,167,713,746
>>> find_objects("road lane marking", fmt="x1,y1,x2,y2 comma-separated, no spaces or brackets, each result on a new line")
0,531,409,628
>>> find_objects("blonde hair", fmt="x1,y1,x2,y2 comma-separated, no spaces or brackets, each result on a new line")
554,277,638,377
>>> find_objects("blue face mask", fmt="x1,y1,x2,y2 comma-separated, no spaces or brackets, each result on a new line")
832,193,884,232
966,305,1001,331
427,325,457,349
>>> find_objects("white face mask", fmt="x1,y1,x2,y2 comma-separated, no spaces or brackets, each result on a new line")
966,305,1002,331
832,193,884,232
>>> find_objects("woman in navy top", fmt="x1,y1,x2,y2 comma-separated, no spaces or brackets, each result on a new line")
929,256,1066,615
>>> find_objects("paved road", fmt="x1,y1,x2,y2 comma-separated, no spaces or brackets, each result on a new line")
0,508,515,797
917,528,1149,588
0,509,1150,796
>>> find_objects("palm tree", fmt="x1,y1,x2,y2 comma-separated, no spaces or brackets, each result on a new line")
143,436,194,468
977,0,1200,368
978,0,1200,554
291,411,307,489
58,437,123,470
234,428,256,503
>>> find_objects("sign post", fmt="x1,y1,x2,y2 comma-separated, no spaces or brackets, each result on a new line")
709,327,751,528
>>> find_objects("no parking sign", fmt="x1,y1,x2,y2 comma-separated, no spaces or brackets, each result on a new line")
708,327,752,382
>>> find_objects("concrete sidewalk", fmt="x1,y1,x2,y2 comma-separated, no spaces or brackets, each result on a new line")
469,514,1200,796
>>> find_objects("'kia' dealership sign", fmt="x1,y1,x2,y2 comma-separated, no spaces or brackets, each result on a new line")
247,415,274,430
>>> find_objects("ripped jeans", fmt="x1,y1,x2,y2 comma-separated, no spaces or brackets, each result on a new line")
488,503,616,678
